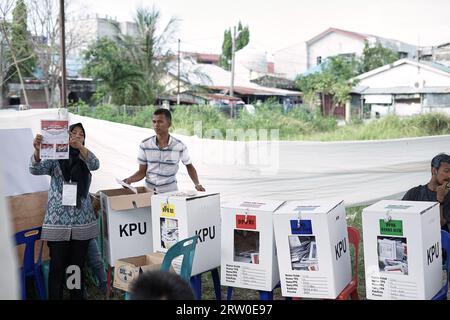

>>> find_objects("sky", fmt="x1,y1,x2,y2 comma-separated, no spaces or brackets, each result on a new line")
71,0,450,55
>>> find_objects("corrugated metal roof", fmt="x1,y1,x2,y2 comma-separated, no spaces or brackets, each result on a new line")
352,86,450,94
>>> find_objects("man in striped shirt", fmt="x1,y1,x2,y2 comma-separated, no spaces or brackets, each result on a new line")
123,108,205,193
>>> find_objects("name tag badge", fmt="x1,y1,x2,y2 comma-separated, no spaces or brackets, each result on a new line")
62,182,77,206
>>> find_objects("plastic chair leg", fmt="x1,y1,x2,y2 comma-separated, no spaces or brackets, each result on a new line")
20,271,26,300
41,261,49,299
350,289,359,300
211,268,221,300
259,290,273,300
190,275,202,300
227,287,233,300
34,266,46,300
106,265,112,299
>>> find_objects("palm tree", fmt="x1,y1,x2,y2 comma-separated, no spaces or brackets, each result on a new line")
114,6,179,105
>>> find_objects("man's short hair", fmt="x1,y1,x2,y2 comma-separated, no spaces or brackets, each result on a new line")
153,108,172,124
129,270,195,300
431,153,450,169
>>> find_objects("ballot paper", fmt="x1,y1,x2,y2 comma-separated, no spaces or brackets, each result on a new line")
115,178,138,194
40,120,69,160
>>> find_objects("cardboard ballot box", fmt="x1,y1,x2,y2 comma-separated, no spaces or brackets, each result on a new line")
151,191,221,276
273,200,352,298
100,187,154,266
221,199,285,291
362,200,442,300
113,252,169,292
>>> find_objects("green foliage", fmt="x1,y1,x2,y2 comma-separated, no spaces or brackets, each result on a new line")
296,55,360,112
296,43,401,112
307,113,450,141
8,0,36,81
119,6,179,105
82,6,178,106
219,29,232,70
71,103,450,142
219,21,250,71
83,38,145,105
360,41,400,73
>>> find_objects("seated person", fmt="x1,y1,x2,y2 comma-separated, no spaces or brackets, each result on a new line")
402,153,450,232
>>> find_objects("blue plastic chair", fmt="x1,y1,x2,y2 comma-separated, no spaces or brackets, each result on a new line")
432,230,450,300
15,226,46,300
161,235,199,283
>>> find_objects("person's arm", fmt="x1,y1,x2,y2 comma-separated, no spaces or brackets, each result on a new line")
124,164,148,184
29,134,54,175
186,164,205,191
70,136,100,171
79,145,100,171
439,206,448,227
436,184,449,227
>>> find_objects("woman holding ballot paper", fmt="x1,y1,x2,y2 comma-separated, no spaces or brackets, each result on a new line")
30,122,100,300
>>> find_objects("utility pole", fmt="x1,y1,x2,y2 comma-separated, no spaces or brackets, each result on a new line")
177,38,180,105
59,0,67,109
230,26,237,118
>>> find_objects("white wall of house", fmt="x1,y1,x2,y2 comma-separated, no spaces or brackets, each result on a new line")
357,63,450,88
307,32,365,69
273,42,307,80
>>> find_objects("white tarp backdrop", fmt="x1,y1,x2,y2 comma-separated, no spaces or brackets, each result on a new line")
0,128,49,197
1,109,449,206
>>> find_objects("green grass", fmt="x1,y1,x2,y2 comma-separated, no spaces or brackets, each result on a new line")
69,102,450,141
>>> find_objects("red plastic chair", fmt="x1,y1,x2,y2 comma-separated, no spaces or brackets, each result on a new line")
335,226,360,300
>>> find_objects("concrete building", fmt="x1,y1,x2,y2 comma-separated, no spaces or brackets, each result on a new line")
306,28,418,70
68,14,138,58
351,58,450,118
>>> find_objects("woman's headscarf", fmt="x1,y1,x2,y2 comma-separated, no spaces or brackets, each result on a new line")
58,123,91,208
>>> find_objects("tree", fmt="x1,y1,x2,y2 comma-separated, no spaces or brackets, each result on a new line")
27,0,83,108
82,38,145,105
9,0,36,81
113,6,179,105
296,55,360,114
0,0,33,107
360,41,400,73
219,21,250,70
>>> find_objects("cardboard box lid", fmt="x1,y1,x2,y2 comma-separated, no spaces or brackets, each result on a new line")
363,200,438,215
153,190,219,201
117,252,164,267
100,187,153,211
221,198,285,212
275,200,344,215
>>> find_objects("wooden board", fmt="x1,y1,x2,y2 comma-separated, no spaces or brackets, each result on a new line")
7,191,49,265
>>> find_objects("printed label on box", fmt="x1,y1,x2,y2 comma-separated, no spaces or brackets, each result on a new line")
379,219,403,236
160,203,176,218
290,219,313,234
236,214,257,229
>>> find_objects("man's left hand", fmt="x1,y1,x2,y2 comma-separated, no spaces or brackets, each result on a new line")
195,184,205,192
436,182,450,203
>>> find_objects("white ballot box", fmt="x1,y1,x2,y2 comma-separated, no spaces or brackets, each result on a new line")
221,199,285,291
151,191,221,276
362,200,442,300
100,187,154,265
273,200,352,298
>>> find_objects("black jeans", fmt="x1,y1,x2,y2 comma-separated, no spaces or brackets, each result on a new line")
47,239,90,300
